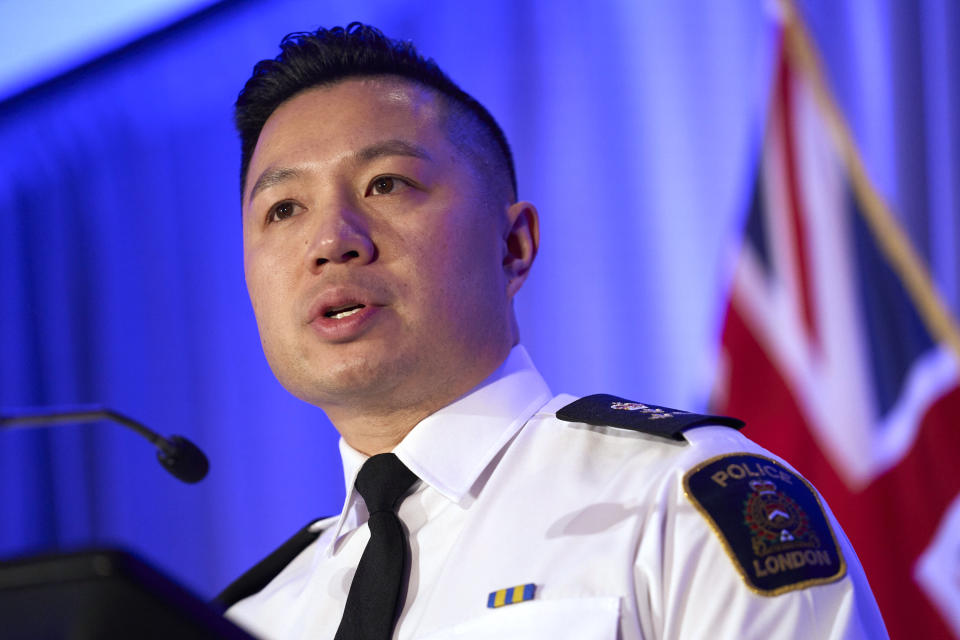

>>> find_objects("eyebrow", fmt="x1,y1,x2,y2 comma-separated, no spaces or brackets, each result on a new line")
247,167,302,205
246,139,432,205
354,139,432,164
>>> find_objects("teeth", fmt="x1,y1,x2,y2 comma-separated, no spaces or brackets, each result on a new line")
327,304,365,319
332,307,362,319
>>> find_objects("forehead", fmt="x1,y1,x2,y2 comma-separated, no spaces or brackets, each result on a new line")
246,77,452,186
273,76,447,132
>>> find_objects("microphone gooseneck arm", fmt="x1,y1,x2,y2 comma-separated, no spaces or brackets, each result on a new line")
0,405,209,483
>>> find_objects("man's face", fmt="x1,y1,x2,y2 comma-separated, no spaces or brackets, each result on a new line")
242,77,531,419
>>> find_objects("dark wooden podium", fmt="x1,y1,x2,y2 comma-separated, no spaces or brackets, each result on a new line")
0,549,258,639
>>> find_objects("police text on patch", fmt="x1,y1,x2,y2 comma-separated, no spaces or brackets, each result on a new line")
710,460,794,488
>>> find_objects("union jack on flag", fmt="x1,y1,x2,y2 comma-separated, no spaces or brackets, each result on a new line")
712,10,960,639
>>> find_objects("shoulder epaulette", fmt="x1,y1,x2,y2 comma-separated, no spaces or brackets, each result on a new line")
556,394,744,440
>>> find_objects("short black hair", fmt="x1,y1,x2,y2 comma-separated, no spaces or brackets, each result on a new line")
235,22,517,200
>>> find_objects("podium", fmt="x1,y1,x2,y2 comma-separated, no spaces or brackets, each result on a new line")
0,549,258,639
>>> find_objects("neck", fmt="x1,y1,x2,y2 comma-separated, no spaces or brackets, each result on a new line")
329,404,434,456
328,346,519,456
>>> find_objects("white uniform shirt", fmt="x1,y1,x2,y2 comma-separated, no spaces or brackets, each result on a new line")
227,346,887,639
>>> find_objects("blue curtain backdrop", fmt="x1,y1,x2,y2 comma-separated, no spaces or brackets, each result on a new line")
1,0,957,598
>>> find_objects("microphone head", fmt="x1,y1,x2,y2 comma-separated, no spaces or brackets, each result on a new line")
157,435,210,483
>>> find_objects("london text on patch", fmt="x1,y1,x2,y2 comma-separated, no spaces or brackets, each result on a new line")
684,453,846,595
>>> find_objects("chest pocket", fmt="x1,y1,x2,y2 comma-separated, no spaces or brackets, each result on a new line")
414,597,621,640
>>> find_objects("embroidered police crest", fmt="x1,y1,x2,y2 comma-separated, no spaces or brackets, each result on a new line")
684,453,846,595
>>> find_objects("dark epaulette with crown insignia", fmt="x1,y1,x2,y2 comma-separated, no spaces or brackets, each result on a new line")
556,394,744,440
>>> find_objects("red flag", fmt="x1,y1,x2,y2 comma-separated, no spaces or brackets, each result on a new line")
713,10,960,640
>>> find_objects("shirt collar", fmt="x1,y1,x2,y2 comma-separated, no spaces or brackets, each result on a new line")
327,345,552,554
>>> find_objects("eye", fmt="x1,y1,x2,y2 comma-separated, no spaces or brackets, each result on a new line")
367,175,412,196
266,200,300,223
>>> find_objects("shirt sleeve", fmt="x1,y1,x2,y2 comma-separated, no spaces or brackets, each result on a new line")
632,453,888,639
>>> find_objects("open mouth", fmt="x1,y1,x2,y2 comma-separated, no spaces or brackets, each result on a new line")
324,303,366,320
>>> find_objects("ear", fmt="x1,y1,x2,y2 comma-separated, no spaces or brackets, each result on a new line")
503,200,540,298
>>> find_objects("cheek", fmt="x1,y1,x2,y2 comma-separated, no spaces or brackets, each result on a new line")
243,249,264,302
244,246,284,319
419,224,505,303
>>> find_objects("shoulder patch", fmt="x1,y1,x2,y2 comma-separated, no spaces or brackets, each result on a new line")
684,453,846,595
556,394,744,440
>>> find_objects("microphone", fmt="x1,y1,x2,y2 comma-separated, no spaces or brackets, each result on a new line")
0,405,209,483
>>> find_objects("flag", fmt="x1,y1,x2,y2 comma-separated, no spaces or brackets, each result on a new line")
713,9,960,639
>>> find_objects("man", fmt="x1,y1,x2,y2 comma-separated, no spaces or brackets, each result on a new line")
220,23,887,639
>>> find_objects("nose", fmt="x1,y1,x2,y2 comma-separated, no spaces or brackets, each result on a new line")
308,206,376,271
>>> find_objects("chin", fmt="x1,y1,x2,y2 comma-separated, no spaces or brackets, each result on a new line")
278,348,409,409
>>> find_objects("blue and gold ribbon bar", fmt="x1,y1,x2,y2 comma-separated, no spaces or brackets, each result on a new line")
487,583,536,608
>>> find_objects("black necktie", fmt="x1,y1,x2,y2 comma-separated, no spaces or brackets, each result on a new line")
335,453,418,640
